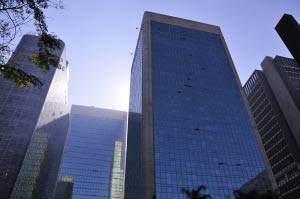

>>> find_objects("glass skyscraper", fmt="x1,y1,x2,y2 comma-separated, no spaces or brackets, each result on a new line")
0,35,69,198
58,105,126,199
124,12,268,199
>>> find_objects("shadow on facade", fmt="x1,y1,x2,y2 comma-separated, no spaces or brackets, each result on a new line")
11,114,69,199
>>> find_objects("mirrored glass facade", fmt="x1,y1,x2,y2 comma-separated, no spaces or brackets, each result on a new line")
124,31,143,199
58,105,126,199
125,12,267,199
151,20,265,199
109,141,124,199
0,35,69,198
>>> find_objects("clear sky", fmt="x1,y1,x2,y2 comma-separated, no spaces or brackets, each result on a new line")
39,0,300,111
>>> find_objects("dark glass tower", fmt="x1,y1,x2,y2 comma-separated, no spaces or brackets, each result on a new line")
276,14,300,66
124,12,267,199
0,35,69,198
244,56,300,199
58,105,126,199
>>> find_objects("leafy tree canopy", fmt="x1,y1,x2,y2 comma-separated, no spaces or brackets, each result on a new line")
182,185,212,199
0,0,64,87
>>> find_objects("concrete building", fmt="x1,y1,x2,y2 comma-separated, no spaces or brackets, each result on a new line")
238,170,273,195
124,12,268,199
244,56,300,199
0,35,69,198
58,105,126,199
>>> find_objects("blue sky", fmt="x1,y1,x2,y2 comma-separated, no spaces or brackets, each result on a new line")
39,0,300,111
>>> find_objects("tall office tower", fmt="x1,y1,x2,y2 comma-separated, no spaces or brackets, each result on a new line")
124,12,267,199
244,56,300,199
276,14,300,66
0,35,69,198
57,105,126,199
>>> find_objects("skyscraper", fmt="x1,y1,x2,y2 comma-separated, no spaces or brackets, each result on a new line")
244,56,300,199
57,105,126,199
0,35,69,198
276,14,300,66
125,12,267,199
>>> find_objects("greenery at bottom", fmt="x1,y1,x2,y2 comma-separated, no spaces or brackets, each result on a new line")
152,186,281,199
181,185,212,199
181,186,280,199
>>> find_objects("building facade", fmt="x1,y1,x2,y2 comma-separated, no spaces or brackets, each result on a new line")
238,170,273,195
0,35,69,198
57,105,126,199
244,56,300,199
124,12,268,199
109,141,124,199
276,14,300,66
55,176,74,199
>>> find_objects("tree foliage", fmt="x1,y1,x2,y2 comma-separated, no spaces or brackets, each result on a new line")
181,185,212,199
0,0,63,87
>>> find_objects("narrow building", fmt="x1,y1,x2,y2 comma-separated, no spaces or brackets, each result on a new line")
276,14,300,66
0,35,69,199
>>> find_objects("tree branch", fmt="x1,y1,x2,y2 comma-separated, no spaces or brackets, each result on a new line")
0,3,28,12
4,10,17,44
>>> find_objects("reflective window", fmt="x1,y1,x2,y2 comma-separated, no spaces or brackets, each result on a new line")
151,21,266,199
124,32,143,199
59,106,126,199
